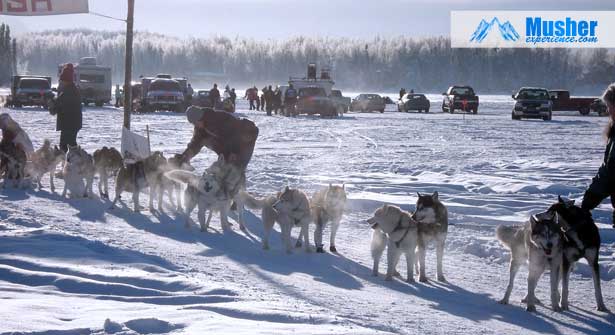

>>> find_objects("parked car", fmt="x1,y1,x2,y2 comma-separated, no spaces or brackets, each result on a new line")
397,93,430,113
350,94,385,113
548,89,603,115
442,86,479,114
5,75,53,109
295,86,337,117
512,87,552,121
330,89,351,114
141,78,186,113
194,90,213,108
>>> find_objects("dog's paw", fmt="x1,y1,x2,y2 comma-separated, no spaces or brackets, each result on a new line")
498,299,509,305
316,246,324,253
372,271,378,277
295,240,303,248
437,275,447,283
384,275,394,281
560,303,569,311
406,278,415,284
419,276,428,283
526,305,537,312
329,246,337,253
552,305,562,313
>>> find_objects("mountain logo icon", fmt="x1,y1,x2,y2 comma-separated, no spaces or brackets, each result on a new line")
470,17,520,43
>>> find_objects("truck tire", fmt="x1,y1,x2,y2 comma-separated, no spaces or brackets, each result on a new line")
425,108,429,113
379,109,385,113
543,112,552,121
95,101,104,107
472,108,478,114
336,106,344,117
579,107,590,115
512,113,520,120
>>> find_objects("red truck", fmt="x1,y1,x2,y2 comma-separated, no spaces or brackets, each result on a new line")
548,90,606,116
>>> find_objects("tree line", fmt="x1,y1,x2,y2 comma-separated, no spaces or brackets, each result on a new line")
9,28,615,94
0,23,18,86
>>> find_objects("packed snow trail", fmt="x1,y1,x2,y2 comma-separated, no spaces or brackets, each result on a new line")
0,95,614,334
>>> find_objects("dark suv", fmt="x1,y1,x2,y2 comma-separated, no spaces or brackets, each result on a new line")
295,87,337,117
512,87,552,121
442,86,479,114
6,76,53,109
350,94,386,113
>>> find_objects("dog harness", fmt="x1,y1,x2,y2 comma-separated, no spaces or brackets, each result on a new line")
392,216,412,248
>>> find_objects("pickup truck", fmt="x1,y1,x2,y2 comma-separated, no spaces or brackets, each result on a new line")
330,89,351,114
295,86,338,117
5,75,54,109
442,85,479,114
548,90,605,115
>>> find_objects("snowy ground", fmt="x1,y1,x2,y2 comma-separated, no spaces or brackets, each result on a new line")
0,95,614,334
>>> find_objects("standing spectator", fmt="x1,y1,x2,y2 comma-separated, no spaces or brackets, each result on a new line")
186,83,194,106
264,85,274,116
273,86,282,115
260,86,267,111
114,84,122,107
209,83,220,108
51,63,82,153
230,88,237,105
256,87,261,111
399,88,406,100
284,83,298,116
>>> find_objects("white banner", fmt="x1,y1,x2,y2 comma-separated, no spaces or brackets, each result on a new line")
451,11,615,48
121,127,151,163
0,0,88,16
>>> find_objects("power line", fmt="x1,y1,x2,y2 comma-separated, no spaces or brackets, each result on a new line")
89,11,126,22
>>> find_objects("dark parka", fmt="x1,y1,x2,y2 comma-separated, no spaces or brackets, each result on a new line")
582,125,615,210
182,109,259,170
52,83,82,132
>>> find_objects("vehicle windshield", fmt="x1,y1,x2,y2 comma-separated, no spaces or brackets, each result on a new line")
149,80,181,92
19,78,50,90
451,87,474,96
79,74,106,84
331,90,342,97
517,89,549,100
361,94,381,100
198,91,209,96
407,94,424,99
299,87,326,97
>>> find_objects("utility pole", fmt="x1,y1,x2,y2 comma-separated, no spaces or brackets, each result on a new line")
123,0,135,129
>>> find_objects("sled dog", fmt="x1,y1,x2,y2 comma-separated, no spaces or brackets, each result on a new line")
27,139,64,192
497,196,609,312
111,151,167,212
413,192,448,282
165,155,246,232
242,186,312,253
368,204,419,282
309,184,347,253
158,154,195,211
93,146,123,198
0,140,27,188
62,145,94,198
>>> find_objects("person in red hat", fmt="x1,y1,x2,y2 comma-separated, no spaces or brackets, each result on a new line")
50,63,82,152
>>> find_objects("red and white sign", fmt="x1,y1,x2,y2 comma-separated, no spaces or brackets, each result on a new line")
0,0,88,16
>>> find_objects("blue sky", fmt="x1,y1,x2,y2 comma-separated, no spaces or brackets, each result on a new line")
2,0,615,38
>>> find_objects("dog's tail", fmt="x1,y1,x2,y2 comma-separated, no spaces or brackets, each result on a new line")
164,169,199,189
239,190,268,209
496,225,521,249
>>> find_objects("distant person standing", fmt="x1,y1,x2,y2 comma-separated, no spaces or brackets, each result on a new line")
264,85,274,116
284,83,298,116
51,63,83,152
256,87,261,111
186,83,194,105
209,83,220,108
115,84,122,107
399,88,406,100
273,86,282,115
230,88,237,105
260,86,267,111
